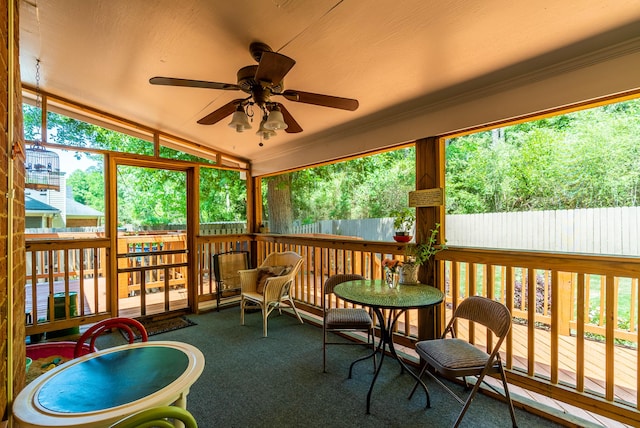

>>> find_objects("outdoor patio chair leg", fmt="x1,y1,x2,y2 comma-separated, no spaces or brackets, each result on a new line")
499,366,518,428
263,307,269,337
287,297,304,324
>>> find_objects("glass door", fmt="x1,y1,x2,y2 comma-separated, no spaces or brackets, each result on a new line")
115,165,189,317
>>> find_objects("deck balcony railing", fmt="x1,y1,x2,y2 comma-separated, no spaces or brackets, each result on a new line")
25,232,640,425
25,237,110,336
242,235,640,426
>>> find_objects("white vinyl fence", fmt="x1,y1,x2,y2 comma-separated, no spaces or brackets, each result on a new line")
292,207,640,257
445,206,640,256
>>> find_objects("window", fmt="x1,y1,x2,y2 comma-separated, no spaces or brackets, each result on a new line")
199,167,247,234
261,147,415,239
444,98,640,255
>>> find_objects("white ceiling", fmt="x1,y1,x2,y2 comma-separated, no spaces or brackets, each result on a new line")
19,0,640,175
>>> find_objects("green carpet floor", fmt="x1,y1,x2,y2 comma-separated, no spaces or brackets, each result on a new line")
97,307,567,427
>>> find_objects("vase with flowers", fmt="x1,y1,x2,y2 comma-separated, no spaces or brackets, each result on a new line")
382,258,402,288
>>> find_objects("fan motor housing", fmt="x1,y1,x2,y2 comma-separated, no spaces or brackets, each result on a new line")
249,42,273,62
237,65,283,105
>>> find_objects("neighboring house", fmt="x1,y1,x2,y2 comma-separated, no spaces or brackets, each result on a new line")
24,196,60,229
64,197,104,228
25,176,104,229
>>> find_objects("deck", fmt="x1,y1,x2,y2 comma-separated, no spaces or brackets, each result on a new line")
388,307,630,428
457,321,635,427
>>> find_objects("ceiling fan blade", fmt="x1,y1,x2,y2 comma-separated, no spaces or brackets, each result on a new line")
280,90,359,111
150,77,240,91
197,99,244,125
254,51,296,85
277,103,303,133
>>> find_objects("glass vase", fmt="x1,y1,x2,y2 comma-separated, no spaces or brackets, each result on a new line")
385,270,399,288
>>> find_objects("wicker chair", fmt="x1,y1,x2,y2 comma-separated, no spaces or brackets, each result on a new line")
74,317,148,358
409,295,518,428
239,251,304,337
110,405,197,428
323,274,375,372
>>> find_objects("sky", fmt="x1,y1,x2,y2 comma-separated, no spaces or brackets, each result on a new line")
56,148,99,175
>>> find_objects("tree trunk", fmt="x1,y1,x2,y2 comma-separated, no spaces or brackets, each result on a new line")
267,175,293,234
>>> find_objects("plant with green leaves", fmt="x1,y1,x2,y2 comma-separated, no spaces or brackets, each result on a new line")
391,208,415,233
405,223,447,266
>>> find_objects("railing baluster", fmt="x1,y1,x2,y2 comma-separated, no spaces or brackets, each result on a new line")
451,261,459,335
527,267,536,377
29,251,38,324
576,272,586,393
551,270,559,385
486,265,494,353
505,266,514,370
631,278,637,334
606,275,615,401
78,248,85,317
599,275,606,327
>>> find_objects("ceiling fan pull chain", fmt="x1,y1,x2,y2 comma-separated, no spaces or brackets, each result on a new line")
245,103,255,122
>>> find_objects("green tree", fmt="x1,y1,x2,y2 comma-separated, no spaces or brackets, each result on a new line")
266,174,293,233
445,98,640,213
24,104,248,227
275,148,416,225
199,168,247,222
116,166,187,226
67,167,105,212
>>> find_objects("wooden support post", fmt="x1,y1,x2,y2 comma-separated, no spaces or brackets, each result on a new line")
415,136,445,340
187,166,198,312
249,175,261,267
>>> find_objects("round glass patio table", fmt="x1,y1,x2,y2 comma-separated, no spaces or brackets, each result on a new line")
13,341,205,428
334,279,444,414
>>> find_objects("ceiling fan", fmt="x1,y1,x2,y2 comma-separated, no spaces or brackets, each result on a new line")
149,42,359,139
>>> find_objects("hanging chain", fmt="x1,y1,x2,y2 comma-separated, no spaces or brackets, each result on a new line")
35,58,41,109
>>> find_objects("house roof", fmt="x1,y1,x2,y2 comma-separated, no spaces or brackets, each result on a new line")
25,196,59,214
65,198,104,218
25,195,103,218
18,1,640,175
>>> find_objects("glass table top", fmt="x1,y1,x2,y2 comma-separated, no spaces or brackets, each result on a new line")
334,279,444,309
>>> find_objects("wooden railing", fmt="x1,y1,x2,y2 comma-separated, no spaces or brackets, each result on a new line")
437,247,640,425
241,235,640,426
250,234,424,342
117,232,188,298
25,237,111,336
195,234,252,305
26,232,191,334
24,232,640,425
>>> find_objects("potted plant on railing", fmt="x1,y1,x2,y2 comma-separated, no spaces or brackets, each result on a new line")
391,208,415,242
399,223,446,284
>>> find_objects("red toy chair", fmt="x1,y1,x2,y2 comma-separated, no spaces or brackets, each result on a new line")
74,317,148,358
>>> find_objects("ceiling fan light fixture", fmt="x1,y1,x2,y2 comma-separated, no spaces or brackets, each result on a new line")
228,105,252,132
264,106,288,131
256,118,277,140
